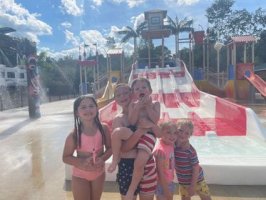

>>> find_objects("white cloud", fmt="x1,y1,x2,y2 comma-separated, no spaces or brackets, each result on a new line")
165,0,200,6
64,30,80,47
108,26,121,41
0,0,52,43
132,13,145,30
112,0,146,8
61,21,72,29
79,30,107,54
92,0,103,6
61,0,83,16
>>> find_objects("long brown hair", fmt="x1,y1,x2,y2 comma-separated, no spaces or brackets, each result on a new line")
73,95,105,147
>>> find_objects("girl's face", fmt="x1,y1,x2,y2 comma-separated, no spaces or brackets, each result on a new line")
77,98,98,122
161,124,178,145
177,125,191,143
114,86,131,107
132,80,151,99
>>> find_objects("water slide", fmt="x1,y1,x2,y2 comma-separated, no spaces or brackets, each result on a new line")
97,62,266,185
100,62,266,140
96,71,122,108
244,69,266,97
97,80,115,108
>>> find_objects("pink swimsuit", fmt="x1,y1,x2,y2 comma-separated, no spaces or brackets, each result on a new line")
72,130,105,181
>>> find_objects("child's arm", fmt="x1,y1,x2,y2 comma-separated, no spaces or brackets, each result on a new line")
62,132,77,165
120,128,147,152
121,118,162,152
155,149,172,200
128,101,141,125
62,131,93,170
94,124,112,168
100,124,112,161
112,115,124,130
145,101,160,124
138,117,162,138
188,163,200,197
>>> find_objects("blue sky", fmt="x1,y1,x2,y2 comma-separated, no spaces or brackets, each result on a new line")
0,0,265,59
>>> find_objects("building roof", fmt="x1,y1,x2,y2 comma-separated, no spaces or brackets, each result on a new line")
231,35,256,43
107,48,123,55
144,10,167,19
0,27,16,34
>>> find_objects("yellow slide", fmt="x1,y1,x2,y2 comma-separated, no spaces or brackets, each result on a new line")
97,70,121,108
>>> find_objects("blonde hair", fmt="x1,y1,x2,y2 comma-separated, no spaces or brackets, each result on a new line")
159,121,175,132
114,83,131,96
176,119,194,135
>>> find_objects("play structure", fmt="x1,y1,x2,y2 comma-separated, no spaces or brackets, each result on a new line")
97,48,126,108
99,61,266,185
98,10,266,185
243,64,266,97
78,47,125,108
194,34,266,100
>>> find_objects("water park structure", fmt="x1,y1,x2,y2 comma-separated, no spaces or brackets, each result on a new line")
96,9,266,185
192,31,266,101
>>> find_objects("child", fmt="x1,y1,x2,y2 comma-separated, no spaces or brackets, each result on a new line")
62,95,112,200
108,78,160,200
153,121,178,200
174,120,212,200
110,83,147,199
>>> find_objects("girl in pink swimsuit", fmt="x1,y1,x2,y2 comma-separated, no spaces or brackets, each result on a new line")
63,95,112,200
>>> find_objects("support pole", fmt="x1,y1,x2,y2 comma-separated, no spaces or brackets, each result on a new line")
27,55,41,118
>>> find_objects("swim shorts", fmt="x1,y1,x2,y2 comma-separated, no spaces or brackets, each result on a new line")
179,180,211,197
116,158,140,196
155,182,176,196
139,156,157,195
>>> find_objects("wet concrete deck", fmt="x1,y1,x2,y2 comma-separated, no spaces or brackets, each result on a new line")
0,99,266,200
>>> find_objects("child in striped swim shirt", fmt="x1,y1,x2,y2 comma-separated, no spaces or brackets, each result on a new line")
174,119,212,200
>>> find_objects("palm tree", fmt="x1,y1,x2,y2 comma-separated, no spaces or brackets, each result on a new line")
116,21,147,62
164,16,194,60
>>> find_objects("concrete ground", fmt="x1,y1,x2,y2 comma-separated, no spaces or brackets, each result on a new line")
0,99,266,200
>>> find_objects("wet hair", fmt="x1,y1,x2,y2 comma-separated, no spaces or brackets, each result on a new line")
73,95,105,148
131,77,152,91
176,119,194,135
114,83,131,97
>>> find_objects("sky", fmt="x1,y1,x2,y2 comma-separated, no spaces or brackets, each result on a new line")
0,0,265,59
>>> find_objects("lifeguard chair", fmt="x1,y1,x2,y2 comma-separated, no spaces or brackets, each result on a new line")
140,9,171,68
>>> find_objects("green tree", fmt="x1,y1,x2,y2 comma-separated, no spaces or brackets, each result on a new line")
206,0,234,39
38,53,80,95
164,16,194,59
206,0,266,40
255,30,266,63
116,22,147,62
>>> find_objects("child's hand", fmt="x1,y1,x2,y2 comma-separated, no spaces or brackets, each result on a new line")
188,185,196,197
142,95,152,107
94,157,104,168
135,98,145,109
78,157,94,171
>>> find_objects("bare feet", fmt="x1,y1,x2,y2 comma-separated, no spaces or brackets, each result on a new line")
107,161,117,173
